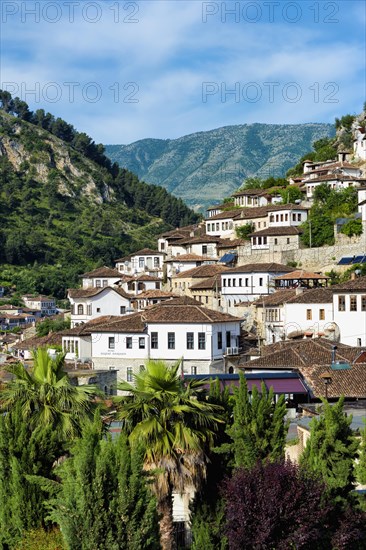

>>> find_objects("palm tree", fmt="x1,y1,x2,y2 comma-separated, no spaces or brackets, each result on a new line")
115,359,223,550
0,347,101,439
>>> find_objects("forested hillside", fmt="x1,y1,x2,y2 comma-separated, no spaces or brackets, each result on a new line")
0,92,200,297
105,122,335,211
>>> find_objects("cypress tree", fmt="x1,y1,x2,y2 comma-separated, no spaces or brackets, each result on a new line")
227,374,288,468
0,404,61,548
49,416,159,550
300,397,359,502
356,420,366,484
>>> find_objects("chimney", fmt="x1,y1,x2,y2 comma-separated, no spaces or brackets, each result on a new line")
296,286,304,295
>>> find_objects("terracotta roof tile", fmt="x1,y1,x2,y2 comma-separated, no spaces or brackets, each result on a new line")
252,289,298,306
68,286,131,300
81,266,121,278
174,264,228,279
331,275,366,292
224,262,293,274
286,288,333,304
190,274,222,290
249,226,302,237
274,270,329,280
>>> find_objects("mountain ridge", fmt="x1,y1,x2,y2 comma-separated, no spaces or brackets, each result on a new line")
105,122,335,211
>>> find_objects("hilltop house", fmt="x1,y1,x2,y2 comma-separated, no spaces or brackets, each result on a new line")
354,125,366,160
22,294,57,316
220,263,293,312
115,248,165,279
61,297,242,380
171,264,228,295
232,188,282,208
331,275,366,347
68,286,133,327
205,204,308,241
81,266,121,289
301,158,365,198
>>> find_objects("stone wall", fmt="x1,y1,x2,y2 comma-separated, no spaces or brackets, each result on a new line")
237,236,366,272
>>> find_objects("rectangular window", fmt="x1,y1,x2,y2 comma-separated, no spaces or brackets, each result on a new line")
75,341,79,356
126,337,132,349
223,279,226,287
350,295,357,311
338,295,346,311
297,213,301,221
96,279,101,287
226,331,231,348
127,367,133,382
239,278,242,286
102,279,108,287
168,332,175,349
96,307,101,313
139,337,145,349
259,277,263,286
191,366,197,375
233,279,236,286
245,278,249,286
108,337,115,350
87,304,92,316
319,309,325,320
198,332,206,350
139,258,144,267
306,309,312,320
187,332,194,349
362,296,366,311
357,338,362,347
151,332,158,349
154,257,159,267
202,245,208,255
120,306,126,314
217,331,222,350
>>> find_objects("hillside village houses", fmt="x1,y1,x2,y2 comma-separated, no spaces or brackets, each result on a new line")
61,297,241,380
6,140,366,403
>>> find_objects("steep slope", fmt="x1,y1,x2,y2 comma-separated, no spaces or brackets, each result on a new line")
0,109,200,297
106,123,335,211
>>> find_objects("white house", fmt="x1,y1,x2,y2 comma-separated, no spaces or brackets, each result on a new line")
232,188,282,208
115,248,165,278
354,126,366,161
221,263,294,312
68,286,132,327
249,226,302,251
81,266,121,289
62,297,242,380
332,275,366,347
301,159,365,198
22,294,57,316
282,288,335,342
119,273,162,296
165,253,217,283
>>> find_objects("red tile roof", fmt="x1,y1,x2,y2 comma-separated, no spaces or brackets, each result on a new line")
81,266,121,278
68,286,131,299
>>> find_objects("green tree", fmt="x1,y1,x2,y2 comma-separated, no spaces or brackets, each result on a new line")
235,223,255,240
356,420,366,485
0,404,63,549
0,347,101,439
48,415,159,550
279,185,303,204
115,360,223,550
340,218,363,238
226,374,288,469
300,397,359,502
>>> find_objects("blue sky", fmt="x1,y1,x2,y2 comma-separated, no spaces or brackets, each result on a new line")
1,0,365,144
